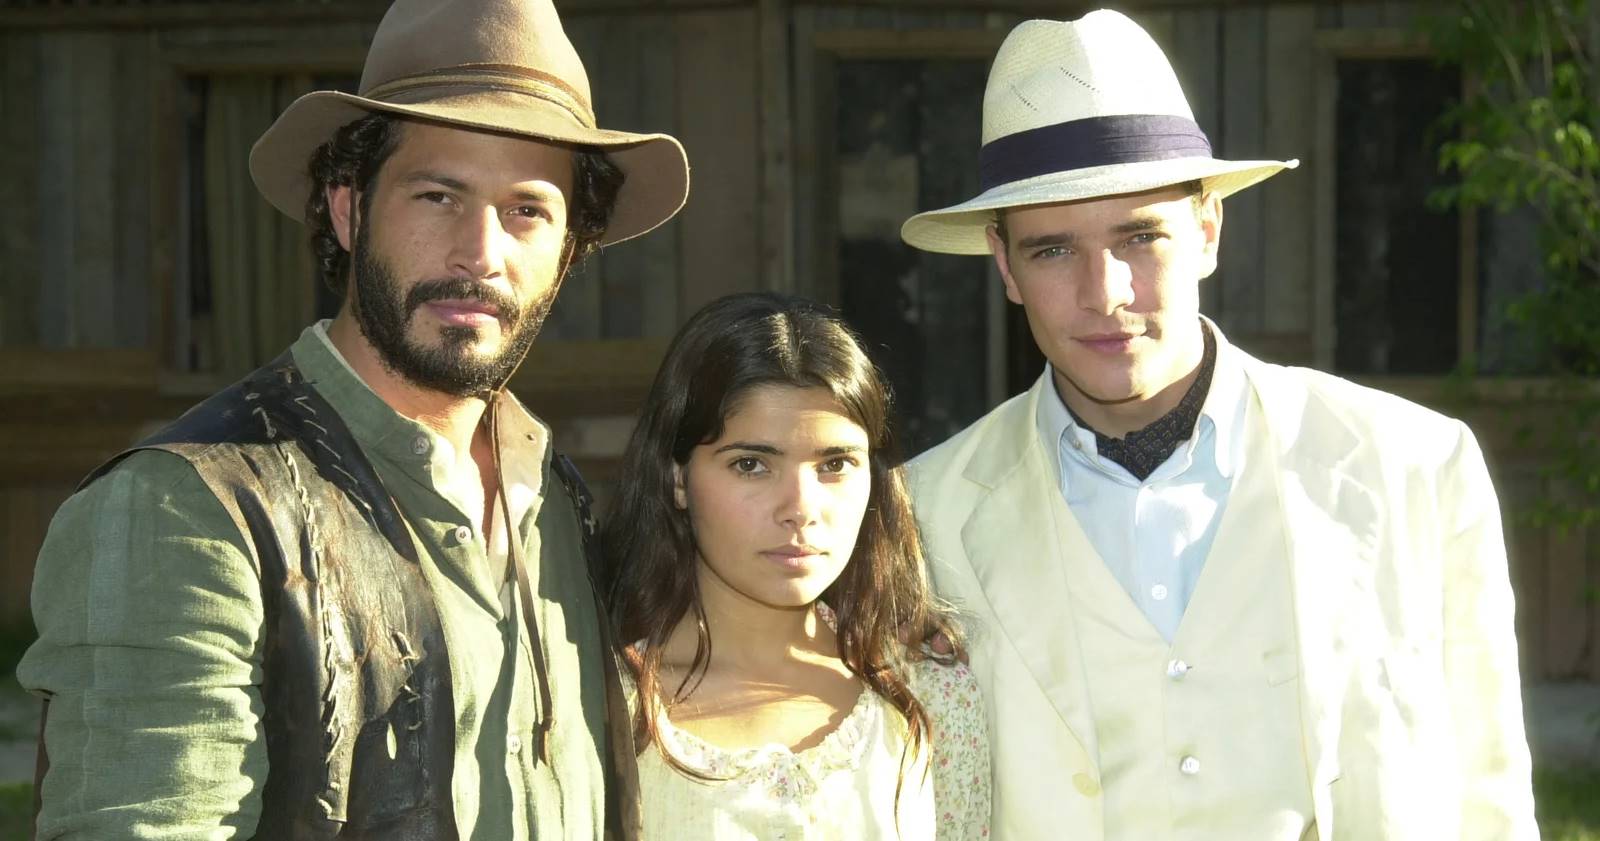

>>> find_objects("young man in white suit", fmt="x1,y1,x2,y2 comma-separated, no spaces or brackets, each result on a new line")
900,10,1538,840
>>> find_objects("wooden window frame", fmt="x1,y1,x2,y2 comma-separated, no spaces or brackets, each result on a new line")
1310,28,1479,381
798,26,1012,406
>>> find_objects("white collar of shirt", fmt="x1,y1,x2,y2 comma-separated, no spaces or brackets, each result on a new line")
1033,316,1249,489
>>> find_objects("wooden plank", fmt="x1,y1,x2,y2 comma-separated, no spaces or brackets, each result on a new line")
1261,5,1316,334
0,0,1366,30
813,27,1007,57
1337,0,1387,29
792,4,822,300
72,32,119,348
615,13,682,338
1166,8,1222,316
0,1,393,29
37,31,76,349
674,8,761,312
1544,477,1593,678
1381,0,1420,28
1134,9,1179,54
1217,8,1266,335
812,47,842,307
1502,470,1547,680
760,0,797,294
115,31,154,350
1458,192,1480,365
0,33,41,347
1310,43,1338,369
1311,27,1423,55
150,48,184,370
0,348,160,391
1590,520,1600,680
549,18,608,341
506,336,668,418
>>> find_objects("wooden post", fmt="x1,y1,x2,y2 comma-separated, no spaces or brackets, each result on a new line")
759,0,796,293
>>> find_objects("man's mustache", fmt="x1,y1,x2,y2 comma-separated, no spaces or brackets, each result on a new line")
404,278,521,324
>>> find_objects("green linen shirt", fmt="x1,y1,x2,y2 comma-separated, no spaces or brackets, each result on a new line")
19,323,608,841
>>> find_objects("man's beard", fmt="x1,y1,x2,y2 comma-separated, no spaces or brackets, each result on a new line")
349,224,560,398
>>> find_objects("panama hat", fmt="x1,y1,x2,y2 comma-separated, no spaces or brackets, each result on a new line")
250,0,689,246
901,10,1297,255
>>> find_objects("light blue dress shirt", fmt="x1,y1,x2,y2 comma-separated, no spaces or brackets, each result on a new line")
1034,325,1251,641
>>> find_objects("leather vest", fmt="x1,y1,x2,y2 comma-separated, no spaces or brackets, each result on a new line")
36,354,638,840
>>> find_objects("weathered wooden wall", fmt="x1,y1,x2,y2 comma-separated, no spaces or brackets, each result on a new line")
0,0,1594,682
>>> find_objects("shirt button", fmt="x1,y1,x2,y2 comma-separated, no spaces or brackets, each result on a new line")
454,525,472,544
1071,772,1101,797
1151,584,1169,601
1179,755,1201,776
1070,437,1083,450
508,734,523,755
1166,659,1191,679
411,436,430,456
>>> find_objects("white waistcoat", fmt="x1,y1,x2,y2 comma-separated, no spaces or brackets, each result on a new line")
1059,395,1315,841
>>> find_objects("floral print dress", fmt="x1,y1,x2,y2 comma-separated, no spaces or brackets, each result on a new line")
631,656,991,840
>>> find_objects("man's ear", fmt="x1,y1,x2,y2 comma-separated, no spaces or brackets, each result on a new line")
672,463,688,510
986,224,1025,305
328,184,359,252
1196,192,1224,280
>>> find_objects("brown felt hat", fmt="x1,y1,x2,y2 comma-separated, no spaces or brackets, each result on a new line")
249,0,689,246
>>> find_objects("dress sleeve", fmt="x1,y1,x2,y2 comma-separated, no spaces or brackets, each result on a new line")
911,658,992,840
16,450,268,840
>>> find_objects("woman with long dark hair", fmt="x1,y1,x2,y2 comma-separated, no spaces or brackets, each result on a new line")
601,292,989,839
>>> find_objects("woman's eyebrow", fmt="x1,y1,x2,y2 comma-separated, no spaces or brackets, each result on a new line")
712,441,781,455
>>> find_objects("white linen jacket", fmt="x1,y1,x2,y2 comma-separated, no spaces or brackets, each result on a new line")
907,348,1538,841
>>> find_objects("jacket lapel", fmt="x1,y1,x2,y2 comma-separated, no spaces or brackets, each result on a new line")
958,379,1100,765
1247,359,1384,834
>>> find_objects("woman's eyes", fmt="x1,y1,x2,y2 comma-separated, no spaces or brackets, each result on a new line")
730,456,765,474
726,455,862,476
817,456,861,474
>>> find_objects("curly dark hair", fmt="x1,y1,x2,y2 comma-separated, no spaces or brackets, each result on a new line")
303,112,624,295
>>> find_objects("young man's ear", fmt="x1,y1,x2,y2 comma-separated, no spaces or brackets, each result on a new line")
985,222,1025,306
1196,193,1224,280
328,184,359,252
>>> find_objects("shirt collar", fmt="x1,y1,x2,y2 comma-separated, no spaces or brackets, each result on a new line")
1033,315,1247,485
288,321,549,506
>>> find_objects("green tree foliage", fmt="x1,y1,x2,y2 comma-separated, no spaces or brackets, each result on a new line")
1428,0,1600,532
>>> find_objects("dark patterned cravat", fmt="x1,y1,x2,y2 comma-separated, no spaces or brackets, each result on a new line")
1067,323,1217,481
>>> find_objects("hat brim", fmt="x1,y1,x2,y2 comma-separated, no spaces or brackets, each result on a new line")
901,157,1298,255
249,89,689,246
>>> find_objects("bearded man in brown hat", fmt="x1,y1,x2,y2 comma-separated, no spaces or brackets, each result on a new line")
19,0,685,838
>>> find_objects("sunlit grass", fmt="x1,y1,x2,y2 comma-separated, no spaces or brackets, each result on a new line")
1539,766,1600,841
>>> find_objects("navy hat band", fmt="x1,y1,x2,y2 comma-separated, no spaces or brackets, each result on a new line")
978,114,1213,192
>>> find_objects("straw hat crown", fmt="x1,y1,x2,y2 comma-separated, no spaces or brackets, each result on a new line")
902,10,1296,255
981,14,1194,144
251,0,688,246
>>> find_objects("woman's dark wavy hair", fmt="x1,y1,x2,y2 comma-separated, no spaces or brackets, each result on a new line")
601,291,964,780
303,112,624,295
